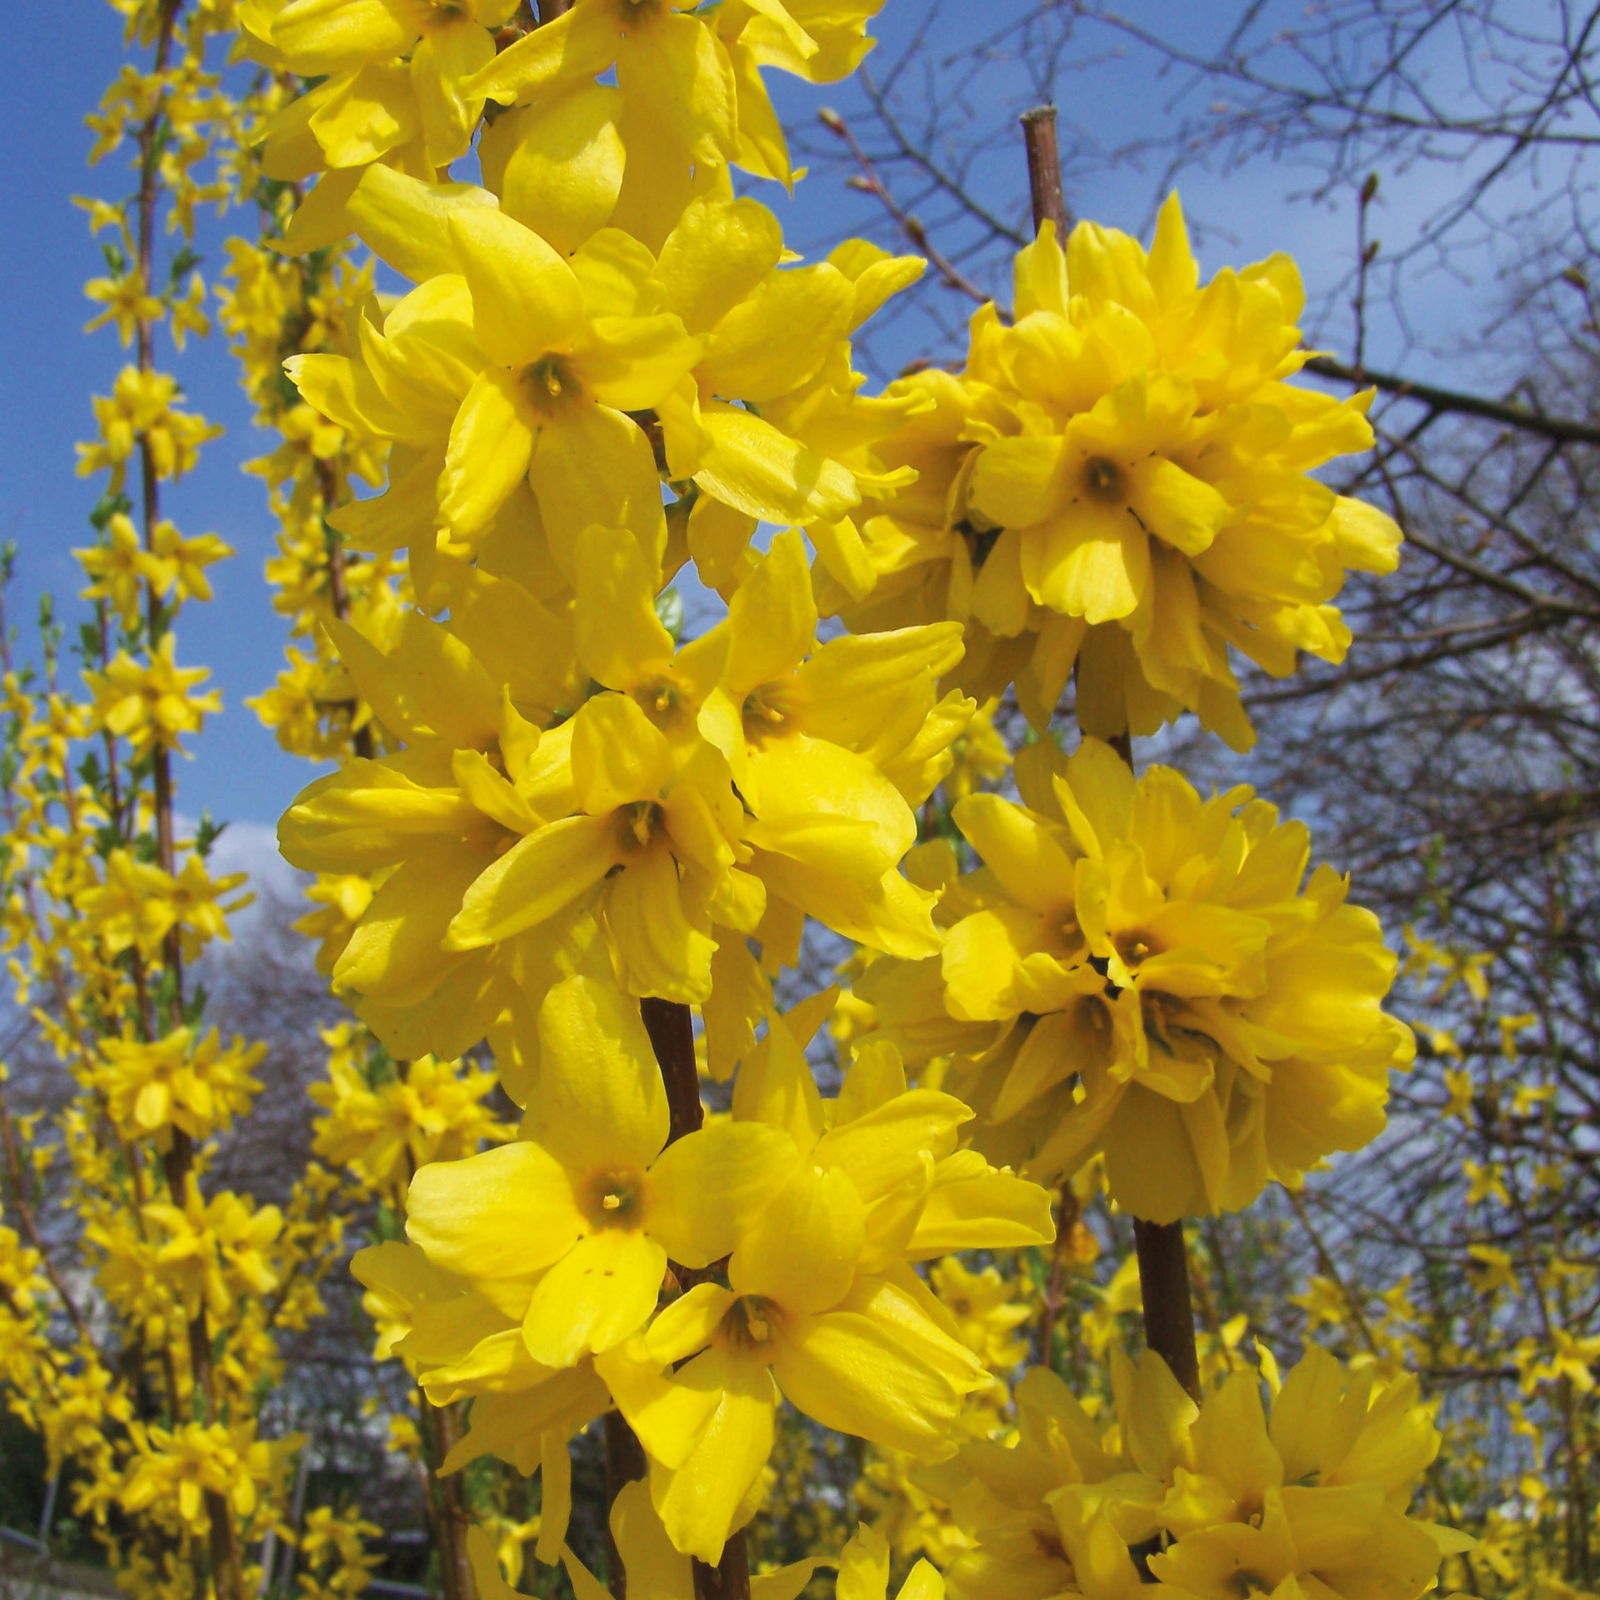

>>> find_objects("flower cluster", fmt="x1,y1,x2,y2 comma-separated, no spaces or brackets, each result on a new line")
826,197,1403,749
855,737,1413,1222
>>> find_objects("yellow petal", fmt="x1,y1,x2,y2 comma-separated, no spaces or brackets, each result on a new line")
571,693,674,815
532,974,669,1174
604,841,718,1003
731,1164,864,1313
648,1123,799,1269
657,195,784,335
273,0,413,72
447,206,583,368
440,366,536,539
522,1228,667,1365
446,815,621,949
723,527,815,693
772,1308,960,1454
348,164,500,285
696,406,859,525
653,1348,777,1563
552,523,646,678
407,1141,582,1301
531,403,666,560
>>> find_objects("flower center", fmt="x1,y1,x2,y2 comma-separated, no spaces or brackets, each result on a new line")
742,681,796,743
521,356,580,414
618,800,663,851
582,1169,642,1228
720,1294,776,1350
1083,455,1125,502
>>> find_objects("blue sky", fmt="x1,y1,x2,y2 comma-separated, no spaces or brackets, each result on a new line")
0,2,1508,848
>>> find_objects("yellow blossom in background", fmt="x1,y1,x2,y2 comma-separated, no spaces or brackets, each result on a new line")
930,1259,1031,1375
84,266,166,345
121,1418,300,1536
309,1032,509,1195
76,366,222,489
84,632,221,754
97,1026,264,1142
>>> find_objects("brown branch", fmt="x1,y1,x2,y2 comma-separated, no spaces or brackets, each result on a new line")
1021,106,1068,236
818,109,990,303
1132,1219,1200,1402
1307,355,1600,448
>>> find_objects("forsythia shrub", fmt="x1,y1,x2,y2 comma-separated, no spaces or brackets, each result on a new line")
4,4,1592,1600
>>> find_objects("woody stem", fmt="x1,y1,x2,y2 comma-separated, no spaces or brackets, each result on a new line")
635,999,752,1600
1133,1218,1201,1402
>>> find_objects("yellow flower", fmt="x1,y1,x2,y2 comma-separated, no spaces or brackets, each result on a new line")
85,633,221,754
930,1259,1031,1375
143,1183,284,1322
121,1419,299,1535
836,1523,945,1600
76,366,222,489
76,511,167,627
405,976,795,1367
471,0,886,189
887,737,1411,1222
309,1038,509,1194
598,1024,1049,1562
289,166,701,584
83,268,165,345
244,0,519,178
97,1026,264,1143
936,1346,1468,1600
838,197,1403,748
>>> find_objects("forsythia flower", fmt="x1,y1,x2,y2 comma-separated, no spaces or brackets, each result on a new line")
829,196,1403,748
403,976,795,1368
932,1346,1470,1600
84,632,222,754
309,1033,509,1194
472,0,887,193
121,1419,299,1535
862,737,1412,1223
97,1026,264,1143
76,366,222,488
597,1019,1052,1562
278,531,968,1058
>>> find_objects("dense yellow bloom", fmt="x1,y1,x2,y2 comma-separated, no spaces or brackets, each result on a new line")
472,0,886,191
296,1504,385,1600
287,166,698,590
143,1183,284,1322
121,1419,299,1535
279,531,969,1051
309,1031,509,1193
832,197,1403,748
242,0,519,244
84,632,221,753
649,193,924,550
598,1024,1051,1562
862,737,1411,1223
934,1347,1468,1600
97,1026,264,1143
77,848,252,960
75,366,222,489
404,976,793,1366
